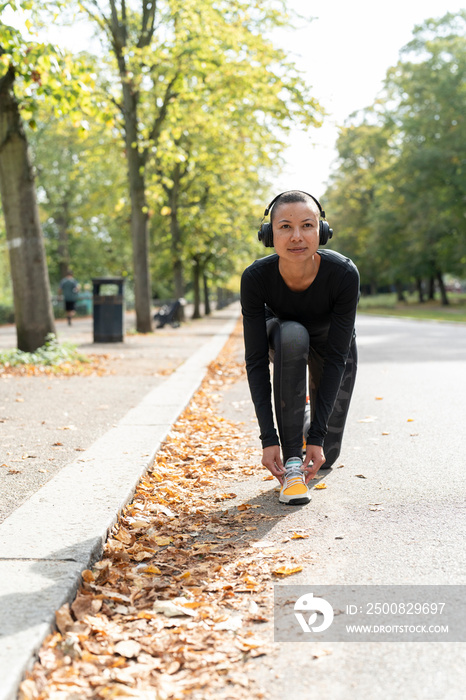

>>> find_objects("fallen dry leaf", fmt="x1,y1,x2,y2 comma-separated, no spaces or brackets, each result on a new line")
311,648,333,659
141,565,162,575
216,492,237,500
153,536,173,546
19,325,274,700
273,566,303,576
71,594,102,620
152,600,198,617
114,640,141,658
55,604,74,635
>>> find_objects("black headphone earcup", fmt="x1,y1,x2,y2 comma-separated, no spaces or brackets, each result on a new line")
258,222,273,247
319,221,333,246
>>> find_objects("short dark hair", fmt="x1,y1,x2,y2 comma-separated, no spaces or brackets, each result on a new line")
270,191,320,223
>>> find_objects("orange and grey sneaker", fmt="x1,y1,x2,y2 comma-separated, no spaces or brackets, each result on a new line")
279,457,311,505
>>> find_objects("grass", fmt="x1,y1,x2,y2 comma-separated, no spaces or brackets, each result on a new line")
357,292,466,323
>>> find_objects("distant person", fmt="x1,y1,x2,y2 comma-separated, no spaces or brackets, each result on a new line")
59,271,80,326
241,191,359,506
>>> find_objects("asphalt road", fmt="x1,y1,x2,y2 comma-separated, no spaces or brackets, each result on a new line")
3,311,465,698
219,314,466,700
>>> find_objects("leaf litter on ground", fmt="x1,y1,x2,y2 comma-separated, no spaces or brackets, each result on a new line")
19,326,307,700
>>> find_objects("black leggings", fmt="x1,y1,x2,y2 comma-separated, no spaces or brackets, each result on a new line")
266,318,357,467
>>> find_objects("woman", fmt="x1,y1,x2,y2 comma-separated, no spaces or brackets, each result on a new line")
240,190,359,505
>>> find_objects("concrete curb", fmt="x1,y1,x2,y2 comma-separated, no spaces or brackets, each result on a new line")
0,310,240,700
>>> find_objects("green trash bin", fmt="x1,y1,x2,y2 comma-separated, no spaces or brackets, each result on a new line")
92,277,125,342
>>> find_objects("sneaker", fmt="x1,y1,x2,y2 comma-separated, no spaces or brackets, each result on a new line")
279,457,311,505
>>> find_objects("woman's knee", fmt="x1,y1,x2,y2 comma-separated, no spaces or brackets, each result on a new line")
277,321,309,357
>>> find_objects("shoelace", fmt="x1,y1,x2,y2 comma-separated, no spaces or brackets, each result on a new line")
284,463,305,488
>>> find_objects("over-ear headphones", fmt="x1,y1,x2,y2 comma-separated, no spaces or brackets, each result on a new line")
257,191,333,248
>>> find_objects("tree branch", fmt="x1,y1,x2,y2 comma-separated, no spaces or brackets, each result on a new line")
138,0,157,49
0,62,15,97
142,73,179,163
79,0,114,44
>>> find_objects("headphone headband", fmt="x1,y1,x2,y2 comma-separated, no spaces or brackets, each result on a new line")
264,191,326,220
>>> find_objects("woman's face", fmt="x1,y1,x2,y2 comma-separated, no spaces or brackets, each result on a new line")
272,200,320,263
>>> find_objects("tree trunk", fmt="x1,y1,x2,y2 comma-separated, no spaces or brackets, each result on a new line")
167,167,185,302
0,66,55,351
415,277,425,303
203,273,211,315
192,258,201,319
436,270,449,306
120,68,152,332
395,280,406,302
54,201,71,281
428,276,436,300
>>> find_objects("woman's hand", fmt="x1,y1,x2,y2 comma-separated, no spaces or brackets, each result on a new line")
302,444,325,483
262,445,285,484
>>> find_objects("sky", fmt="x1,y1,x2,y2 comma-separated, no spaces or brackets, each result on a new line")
273,0,465,198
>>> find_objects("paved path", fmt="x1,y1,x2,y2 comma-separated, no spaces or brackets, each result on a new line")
217,315,466,699
0,304,241,700
2,312,466,699
0,308,235,524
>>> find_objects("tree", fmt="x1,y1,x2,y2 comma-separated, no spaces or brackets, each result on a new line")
0,18,56,350
0,1,99,347
324,117,398,292
149,92,277,312
29,105,132,286
383,11,466,302
142,1,321,304
324,11,466,300
48,0,322,331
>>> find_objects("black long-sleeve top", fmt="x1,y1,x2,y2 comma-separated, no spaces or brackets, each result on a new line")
240,249,360,448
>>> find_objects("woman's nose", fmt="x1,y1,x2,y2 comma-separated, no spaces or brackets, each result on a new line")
290,226,302,240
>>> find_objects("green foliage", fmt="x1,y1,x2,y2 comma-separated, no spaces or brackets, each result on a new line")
0,10,96,129
324,11,466,296
73,0,323,298
2,0,323,319
0,333,88,366
28,104,132,287
0,303,14,324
